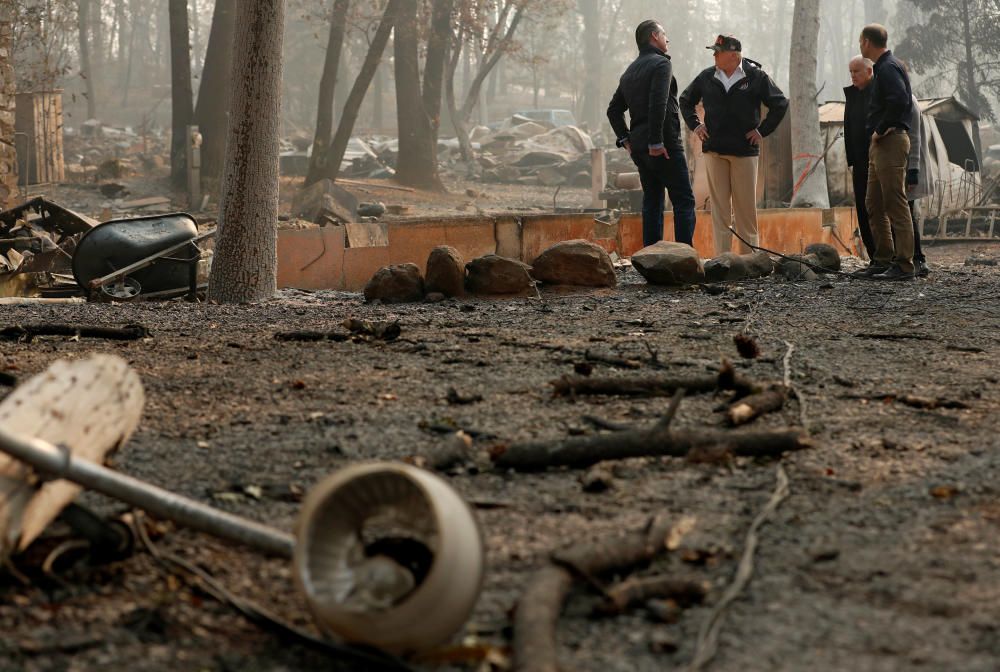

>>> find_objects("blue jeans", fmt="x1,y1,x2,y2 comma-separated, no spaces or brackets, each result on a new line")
633,146,697,247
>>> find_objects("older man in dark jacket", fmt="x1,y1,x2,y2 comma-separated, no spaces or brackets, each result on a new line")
844,55,876,261
608,20,697,247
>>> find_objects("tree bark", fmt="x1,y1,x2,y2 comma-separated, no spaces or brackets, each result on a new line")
194,0,237,181
207,0,285,304
77,0,97,119
305,0,351,187
168,0,194,188
316,0,401,185
0,6,17,209
789,0,830,208
578,0,602,130
394,0,443,190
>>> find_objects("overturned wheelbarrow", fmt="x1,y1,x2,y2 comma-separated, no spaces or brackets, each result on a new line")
72,213,214,301
0,354,484,655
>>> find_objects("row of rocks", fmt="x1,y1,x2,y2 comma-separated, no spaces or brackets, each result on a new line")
364,240,843,303
365,240,618,303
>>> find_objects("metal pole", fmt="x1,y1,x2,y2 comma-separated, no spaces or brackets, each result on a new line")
0,426,294,557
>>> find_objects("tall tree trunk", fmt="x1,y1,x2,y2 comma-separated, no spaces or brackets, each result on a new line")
208,0,285,304
168,0,194,188
394,0,443,190
445,35,476,164
0,6,17,208
306,0,351,187
578,0,602,130
77,0,97,119
194,0,237,181
958,0,983,160
316,0,401,185
789,0,830,208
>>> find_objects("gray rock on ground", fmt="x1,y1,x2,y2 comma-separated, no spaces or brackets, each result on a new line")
778,254,820,281
531,239,617,288
804,243,841,272
364,263,425,303
631,241,705,285
704,252,749,282
425,246,466,297
743,251,776,278
466,254,534,295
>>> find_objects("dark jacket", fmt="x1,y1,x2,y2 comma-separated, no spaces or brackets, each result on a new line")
679,59,788,157
866,50,912,135
843,84,872,169
607,46,681,150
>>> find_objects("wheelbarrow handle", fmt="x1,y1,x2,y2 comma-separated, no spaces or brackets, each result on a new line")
0,425,294,558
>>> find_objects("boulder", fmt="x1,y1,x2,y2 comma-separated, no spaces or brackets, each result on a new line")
425,246,466,297
704,252,749,282
777,254,819,281
742,252,776,278
466,255,534,295
531,239,617,288
364,263,425,303
631,242,705,285
804,243,841,272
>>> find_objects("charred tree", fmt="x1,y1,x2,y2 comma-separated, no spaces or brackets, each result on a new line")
305,0,351,187
207,0,285,304
168,0,194,188
788,0,829,208
393,0,446,190
577,0,602,131
77,0,97,120
0,6,16,209
194,0,237,181
314,0,401,185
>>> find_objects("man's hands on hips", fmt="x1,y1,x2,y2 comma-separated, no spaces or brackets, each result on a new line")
694,124,709,142
622,140,631,153
649,145,669,158
871,127,894,143
746,128,763,146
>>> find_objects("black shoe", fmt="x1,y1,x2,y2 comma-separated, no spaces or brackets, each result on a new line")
872,264,915,281
915,260,930,277
851,263,890,278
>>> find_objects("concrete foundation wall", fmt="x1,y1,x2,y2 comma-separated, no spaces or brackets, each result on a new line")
277,207,861,291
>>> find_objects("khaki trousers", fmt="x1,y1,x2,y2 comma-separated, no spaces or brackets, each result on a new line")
705,152,759,255
865,132,914,273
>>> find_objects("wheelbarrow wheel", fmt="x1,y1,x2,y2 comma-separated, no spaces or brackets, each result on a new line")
98,277,141,302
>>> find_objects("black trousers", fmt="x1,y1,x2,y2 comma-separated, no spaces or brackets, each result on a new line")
852,167,876,259
908,200,925,263
632,146,697,247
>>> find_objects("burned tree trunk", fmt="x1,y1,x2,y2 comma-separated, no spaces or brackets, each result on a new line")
578,0,602,131
305,0,351,187
207,0,285,304
194,0,236,182
168,0,194,188
317,0,401,185
77,0,98,120
788,0,829,208
393,0,443,190
0,6,16,209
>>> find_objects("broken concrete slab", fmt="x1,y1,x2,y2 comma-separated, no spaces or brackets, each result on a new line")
631,242,705,286
466,254,534,295
531,239,616,288
364,263,425,304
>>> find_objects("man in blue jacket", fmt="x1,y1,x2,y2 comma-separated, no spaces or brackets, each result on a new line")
855,23,915,280
607,20,697,247
680,35,787,255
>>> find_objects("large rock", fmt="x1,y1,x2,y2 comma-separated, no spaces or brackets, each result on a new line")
804,243,841,272
531,239,617,288
631,242,705,286
466,255,534,295
777,254,819,281
364,264,425,303
425,246,466,297
704,252,749,282
743,252,776,278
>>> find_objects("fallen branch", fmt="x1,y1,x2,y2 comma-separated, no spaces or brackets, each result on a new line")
597,574,709,615
551,362,759,400
726,385,787,426
275,319,401,343
492,427,809,472
0,324,150,342
686,465,790,671
838,392,970,410
513,515,674,672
